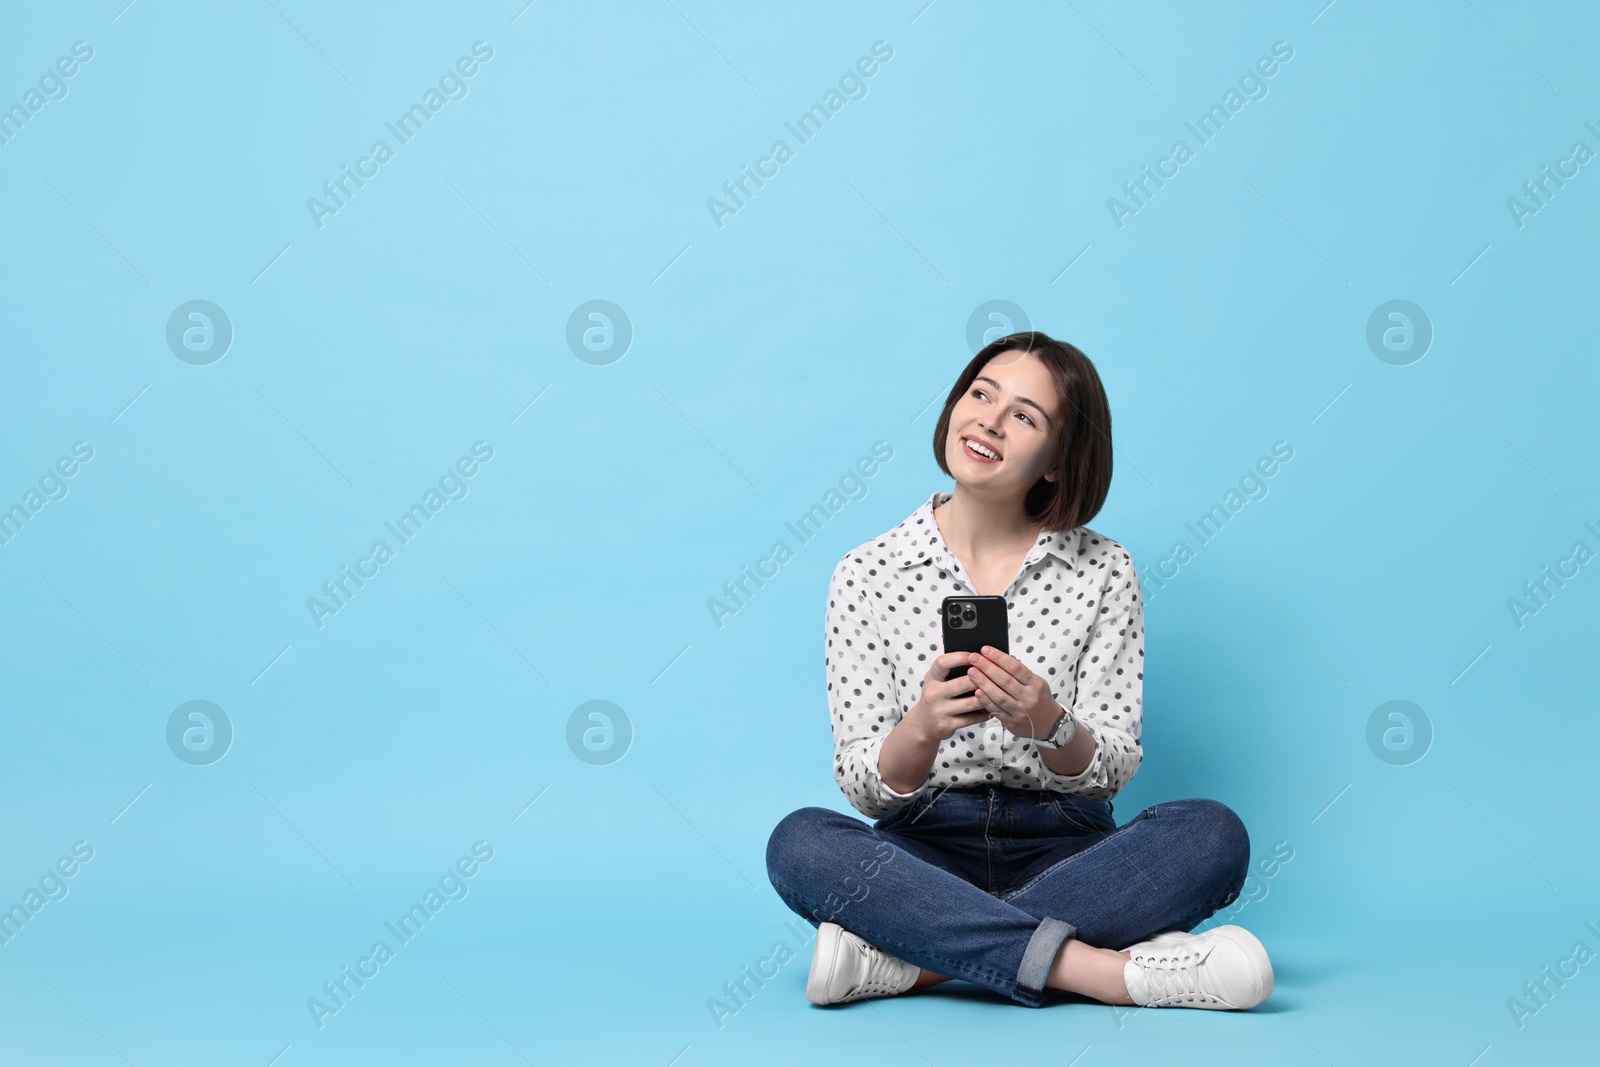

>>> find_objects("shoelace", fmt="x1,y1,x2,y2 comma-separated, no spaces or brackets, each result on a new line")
851,940,914,998
1134,942,1220,1006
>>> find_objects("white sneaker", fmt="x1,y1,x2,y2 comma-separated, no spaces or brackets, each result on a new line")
805,922,920,1005
1122,925,1273,1009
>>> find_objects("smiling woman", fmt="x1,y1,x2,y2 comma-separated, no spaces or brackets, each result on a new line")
929,334,1111,536
766,331,1277,1015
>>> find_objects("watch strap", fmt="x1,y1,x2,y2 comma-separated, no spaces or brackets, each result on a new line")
1034,706,1077,749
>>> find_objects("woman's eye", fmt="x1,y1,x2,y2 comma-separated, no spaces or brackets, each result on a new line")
972,388,1034,425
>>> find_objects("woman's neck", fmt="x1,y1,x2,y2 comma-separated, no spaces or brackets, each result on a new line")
934,486,1041,559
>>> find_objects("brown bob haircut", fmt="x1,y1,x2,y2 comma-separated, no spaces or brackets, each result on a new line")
932,331,1114,533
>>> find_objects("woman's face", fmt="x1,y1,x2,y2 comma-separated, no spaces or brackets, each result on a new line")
944,350,1062,496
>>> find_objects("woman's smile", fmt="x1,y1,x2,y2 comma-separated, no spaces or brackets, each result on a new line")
961,435,1003,463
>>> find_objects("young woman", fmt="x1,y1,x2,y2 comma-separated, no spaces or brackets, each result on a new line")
765,332,1274,1010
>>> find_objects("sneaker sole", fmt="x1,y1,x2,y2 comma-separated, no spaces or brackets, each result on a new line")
805,922,846,1005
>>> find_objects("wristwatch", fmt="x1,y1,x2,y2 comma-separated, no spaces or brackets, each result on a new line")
1033,704,1078,750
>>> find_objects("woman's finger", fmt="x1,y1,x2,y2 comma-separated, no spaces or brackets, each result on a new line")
932,651,974,683
966,659,1017,710
987,646,1034,685
970,669,1014,713
972,652,1025,700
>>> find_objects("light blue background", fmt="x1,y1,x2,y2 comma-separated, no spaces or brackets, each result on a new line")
2,1,1596,1063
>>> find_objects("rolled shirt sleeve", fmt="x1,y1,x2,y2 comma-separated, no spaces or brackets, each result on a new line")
1029,548,1145,801
825,554,929,819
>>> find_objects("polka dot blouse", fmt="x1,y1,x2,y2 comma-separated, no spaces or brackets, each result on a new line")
826,489,1145,819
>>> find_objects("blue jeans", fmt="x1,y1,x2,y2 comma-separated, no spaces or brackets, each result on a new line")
765,784,1250,1007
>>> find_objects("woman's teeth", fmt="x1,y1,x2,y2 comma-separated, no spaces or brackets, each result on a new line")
965,439,999,461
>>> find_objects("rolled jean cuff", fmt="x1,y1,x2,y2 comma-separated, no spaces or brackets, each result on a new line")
1014,916,1076,1007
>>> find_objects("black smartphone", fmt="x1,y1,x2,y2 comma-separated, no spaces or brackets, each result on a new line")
941,595,1009,683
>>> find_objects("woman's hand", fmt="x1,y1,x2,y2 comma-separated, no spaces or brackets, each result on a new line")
965,645,1066,741
905,652,993,743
